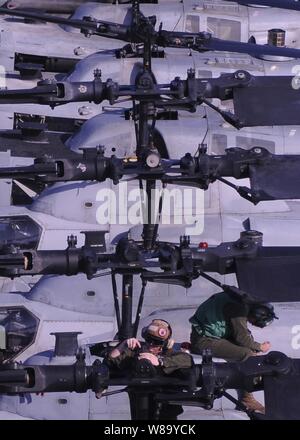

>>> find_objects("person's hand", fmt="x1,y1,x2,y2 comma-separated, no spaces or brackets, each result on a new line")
260,341,271,353
126,338,141,350
138,352,160,366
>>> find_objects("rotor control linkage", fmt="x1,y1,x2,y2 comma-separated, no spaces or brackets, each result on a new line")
1,229,300,300
0,350,299,420
0,70,297,127
2,147,299,203
0,229,280,286
1,1,300,59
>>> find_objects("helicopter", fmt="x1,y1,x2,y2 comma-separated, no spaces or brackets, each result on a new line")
4,35,300,286
2,2,300,306
5,0,300,14
1,2,297,134
0,78,300,420
0,62,297,227
0,228,299,419
0,0,298,422
2,0,300,76
2,43,300,133
3,0,300,123
0,278,117,420
1,33,300,211
0,329,299,420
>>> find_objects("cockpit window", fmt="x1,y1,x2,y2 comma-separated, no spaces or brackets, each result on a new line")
185,15,200,33
0,216,42,250
207,18,241,41
0,307,39,362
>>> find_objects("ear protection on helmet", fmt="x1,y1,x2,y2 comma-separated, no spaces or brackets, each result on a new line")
141,319,174,349
248,302,278,328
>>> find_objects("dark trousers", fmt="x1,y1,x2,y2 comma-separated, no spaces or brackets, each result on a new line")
190,328,254,362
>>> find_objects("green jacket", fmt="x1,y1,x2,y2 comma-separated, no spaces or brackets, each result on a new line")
189,292,261,351
106,345,193,375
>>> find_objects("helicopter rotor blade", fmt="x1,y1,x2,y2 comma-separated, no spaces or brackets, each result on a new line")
232,0,300,12
236,247,300,302
4,0,89,14
159,30,300,59
248,155,300,201
231,75,300,126
2,7,300,60
0,163,57,179
0,7,99,31
2,148,300,203
201,36,300,59
0,7,130,40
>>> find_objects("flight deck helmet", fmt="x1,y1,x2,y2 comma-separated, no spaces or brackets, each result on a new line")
141,319,173,349
248,302,278,328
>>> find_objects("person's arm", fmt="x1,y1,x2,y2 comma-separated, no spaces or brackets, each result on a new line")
224,302,261,351
106,338,140,369
159,352,194,375
109,338,141,359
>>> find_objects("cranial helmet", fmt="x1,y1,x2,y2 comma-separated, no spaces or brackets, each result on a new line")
248,302,278,328
141,319,173,348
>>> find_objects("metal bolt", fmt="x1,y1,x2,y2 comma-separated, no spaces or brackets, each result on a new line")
187,68,196,79
67,235,77,248
235,71,246,80
74,47,86,56
94,69,102,79
253,148,262,154
140,78,151,88
78,106,92,116
146,152,160,168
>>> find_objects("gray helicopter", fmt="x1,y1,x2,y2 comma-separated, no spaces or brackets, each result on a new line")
0,0,300,422
3,65,300,279
1,6,300,302
3,0,300,122
1,0,300,72
1,330,300,420
1,0,300,136
0,226,299,419
6,0,300,14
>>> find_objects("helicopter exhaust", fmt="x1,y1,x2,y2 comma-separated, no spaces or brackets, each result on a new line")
268,29,286,48
50,332,82,357
255,28,294,62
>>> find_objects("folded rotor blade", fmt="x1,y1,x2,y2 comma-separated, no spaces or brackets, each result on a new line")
232,76,300,126
0,7,96,30
3,6,300,60
232,0,300,12
5,0,88,14
249,155,300,201
203,37,300,59
236,247,300,301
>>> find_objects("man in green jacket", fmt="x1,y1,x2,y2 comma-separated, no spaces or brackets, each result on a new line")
189,291,277,413
106,318,193,419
